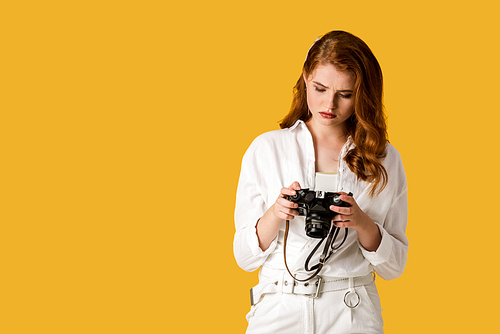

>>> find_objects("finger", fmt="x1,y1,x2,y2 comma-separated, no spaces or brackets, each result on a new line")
338,192,355,205
289,181,301,191
276,207,299,219
280,187,297,197
330,205,354,215
277,197,298,209
333,221,349,228
333,213,349,221
275,211,295,220
275,200,299,213
282,208,299,217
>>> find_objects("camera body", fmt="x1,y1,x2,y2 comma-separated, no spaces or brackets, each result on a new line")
285,189,352,239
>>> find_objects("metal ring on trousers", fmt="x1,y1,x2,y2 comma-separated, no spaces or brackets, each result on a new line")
343,290,360,308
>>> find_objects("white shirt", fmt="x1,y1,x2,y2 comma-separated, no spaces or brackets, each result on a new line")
233,120,408,280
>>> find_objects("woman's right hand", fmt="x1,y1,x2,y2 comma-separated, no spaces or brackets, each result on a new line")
256,181,302,251
273,181,302,221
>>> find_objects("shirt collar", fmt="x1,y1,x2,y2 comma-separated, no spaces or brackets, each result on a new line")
288,119,354,148
287,119,305,132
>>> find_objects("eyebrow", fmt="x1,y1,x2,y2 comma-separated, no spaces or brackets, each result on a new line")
312,81,353,92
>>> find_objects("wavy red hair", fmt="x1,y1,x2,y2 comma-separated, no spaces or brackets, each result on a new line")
280,31,388,196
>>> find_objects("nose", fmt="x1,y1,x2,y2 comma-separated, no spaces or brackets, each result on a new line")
325,92,337,111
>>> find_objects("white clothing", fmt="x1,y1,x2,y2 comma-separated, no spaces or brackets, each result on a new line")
246,270,384,334
233,120,408,332
315,172,337,192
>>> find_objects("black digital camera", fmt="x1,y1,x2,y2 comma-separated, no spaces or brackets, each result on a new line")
285,189,352,239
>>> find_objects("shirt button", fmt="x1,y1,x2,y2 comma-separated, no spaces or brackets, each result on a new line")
340,167,345,172
339,186,343,191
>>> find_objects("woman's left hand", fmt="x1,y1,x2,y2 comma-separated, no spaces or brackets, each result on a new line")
329,192,382,252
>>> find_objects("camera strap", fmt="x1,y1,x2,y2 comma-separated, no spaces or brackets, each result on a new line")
283,220,322,282
283,220,348,282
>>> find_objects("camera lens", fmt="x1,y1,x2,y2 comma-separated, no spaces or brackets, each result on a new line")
305,213,331,238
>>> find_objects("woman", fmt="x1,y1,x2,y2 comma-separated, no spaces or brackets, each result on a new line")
234,30,408,334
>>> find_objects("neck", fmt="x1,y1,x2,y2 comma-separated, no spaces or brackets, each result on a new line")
305,119,348,144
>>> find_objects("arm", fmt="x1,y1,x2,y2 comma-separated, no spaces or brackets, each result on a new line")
256,182,301,251
233,136,303,271
233,158,301,271
365,190,408,280
330,191,408,280
330,145,409,280
233,153,269,272
330,193,382,252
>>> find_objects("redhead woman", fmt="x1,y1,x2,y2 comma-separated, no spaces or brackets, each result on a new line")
234,30,408,334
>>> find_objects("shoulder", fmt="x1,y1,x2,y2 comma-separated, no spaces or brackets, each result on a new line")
246,120,305,154
252,128,293,147
242,128,290,164
383,142,407,188
241,121,306,170
384,143,403,164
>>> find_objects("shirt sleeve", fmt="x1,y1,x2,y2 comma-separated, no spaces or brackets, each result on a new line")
358,190,409,280
358,149,409,280
233,140,279,272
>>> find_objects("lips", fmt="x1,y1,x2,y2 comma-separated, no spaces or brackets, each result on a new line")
319,112,336,119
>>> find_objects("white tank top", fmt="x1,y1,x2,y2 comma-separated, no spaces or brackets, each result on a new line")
314,172,337,192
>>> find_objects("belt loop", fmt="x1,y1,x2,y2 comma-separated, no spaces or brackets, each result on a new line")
344,277,360,308
282,270,295,294
277,271,285,295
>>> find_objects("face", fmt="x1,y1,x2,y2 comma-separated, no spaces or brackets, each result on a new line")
304,63,355,131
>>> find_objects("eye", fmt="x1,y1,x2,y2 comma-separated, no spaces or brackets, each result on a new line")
339,93,352,99
314,87,326,92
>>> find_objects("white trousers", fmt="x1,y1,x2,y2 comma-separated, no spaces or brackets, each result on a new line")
246,271,384,334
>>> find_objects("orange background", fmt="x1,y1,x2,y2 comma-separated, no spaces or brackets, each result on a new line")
2,0,499,333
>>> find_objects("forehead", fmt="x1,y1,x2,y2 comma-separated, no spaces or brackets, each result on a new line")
307,63,355,88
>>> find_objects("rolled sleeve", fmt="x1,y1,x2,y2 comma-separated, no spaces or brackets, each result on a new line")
246,220,278,257
234,222,278,272
358,222,393,266
361,186,409,280
233,137,276,272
